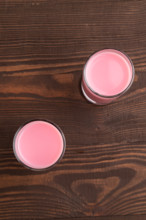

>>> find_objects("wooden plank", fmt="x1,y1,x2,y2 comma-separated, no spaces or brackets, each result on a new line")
53,216,146,220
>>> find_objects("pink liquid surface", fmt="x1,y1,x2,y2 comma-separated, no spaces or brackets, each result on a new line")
14,121,65,170
84,49,133,97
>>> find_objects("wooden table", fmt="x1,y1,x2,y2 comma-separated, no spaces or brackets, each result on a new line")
0,0,146,219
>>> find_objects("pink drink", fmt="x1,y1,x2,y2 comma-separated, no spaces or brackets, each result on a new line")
82,49,135,104
13,120,66,170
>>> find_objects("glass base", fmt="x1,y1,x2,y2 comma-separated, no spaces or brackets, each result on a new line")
81,84,105,105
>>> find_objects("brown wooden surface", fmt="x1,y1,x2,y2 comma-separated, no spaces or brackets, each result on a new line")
52,217,146,220
0,0,146,219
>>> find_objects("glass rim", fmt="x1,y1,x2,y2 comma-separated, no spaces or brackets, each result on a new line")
83,49,135,99
13,119,66,171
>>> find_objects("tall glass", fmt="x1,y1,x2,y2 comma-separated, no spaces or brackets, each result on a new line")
81,49,135,105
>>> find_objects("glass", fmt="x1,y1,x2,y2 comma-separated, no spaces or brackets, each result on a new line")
81,49,135,105
13,119,66,171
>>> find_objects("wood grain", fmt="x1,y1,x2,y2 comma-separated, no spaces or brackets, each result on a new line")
52,216,146,220
0,0,146,219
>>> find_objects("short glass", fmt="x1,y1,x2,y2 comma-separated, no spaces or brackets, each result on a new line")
81,49,135,105
13,119,66,171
